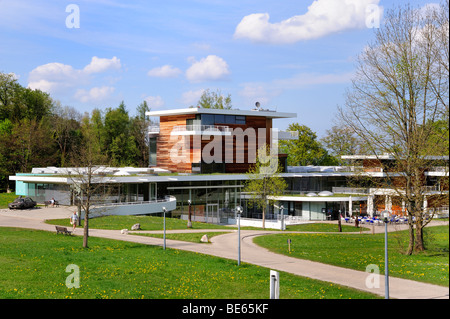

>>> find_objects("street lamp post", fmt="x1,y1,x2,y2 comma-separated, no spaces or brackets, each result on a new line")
236,206,243,266
280,205,285,231
381,210,390,299
162,206,167,250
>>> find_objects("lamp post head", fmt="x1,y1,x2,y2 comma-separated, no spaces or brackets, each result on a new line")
236,206,243,215
187,200,191,205
162,207,167,213
381,210,390,223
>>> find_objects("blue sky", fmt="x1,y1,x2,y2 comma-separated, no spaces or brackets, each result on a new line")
0,0,434,137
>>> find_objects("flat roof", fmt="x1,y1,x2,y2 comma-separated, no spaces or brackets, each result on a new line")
342,154,449,161
146,107,297,119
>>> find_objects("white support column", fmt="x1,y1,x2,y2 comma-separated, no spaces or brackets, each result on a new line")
367,195,374,217
349,196,353,217
385,195,392,212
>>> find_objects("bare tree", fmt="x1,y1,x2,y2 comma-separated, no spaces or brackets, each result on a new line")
339,2,449,254
67,120,110,248
243,144,288,229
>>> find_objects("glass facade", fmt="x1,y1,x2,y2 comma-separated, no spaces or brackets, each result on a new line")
163,180,243,224
149,137,157,166
187,114,246,126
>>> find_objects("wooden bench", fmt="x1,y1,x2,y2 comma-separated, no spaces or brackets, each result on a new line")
55,226,72,235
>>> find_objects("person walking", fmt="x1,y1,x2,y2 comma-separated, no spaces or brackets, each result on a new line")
70,211,78,232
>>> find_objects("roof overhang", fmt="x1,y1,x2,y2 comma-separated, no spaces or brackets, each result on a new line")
146,107,297,119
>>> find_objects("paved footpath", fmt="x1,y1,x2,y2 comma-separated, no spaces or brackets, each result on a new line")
0,206,448,299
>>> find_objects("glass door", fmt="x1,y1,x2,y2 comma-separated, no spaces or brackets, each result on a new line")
206,203,219,224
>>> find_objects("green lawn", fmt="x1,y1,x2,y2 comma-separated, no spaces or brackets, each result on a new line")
0,227,380,299
254,225,449,286
46,215,367,233
46,215,232,230
135,232,231,243
286,223,368,232
0,192,17,209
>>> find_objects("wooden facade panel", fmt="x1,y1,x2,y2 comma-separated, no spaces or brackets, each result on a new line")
157,115,196,173
156,114,275,174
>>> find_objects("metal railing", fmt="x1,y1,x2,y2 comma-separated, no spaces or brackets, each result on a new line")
332,187,369,194
91,195,176,207
148,125,160,134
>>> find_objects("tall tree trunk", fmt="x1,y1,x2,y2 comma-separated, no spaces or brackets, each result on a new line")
83,210,89,248
414,219,426,252
406,214,415,255
262,206,266,230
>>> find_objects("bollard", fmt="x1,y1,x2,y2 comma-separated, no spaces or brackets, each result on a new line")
270,270,279,299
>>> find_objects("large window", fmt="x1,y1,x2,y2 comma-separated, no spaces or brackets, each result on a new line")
214,114,225,124
225,115,235,124
196,114,246,126
149,137,157,166
202,114,215,125
235,115,246,125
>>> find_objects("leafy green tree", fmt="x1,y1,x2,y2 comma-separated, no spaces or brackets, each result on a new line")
280,123,338,166
20,88,53,122
130,101,151,167
0,119,14,191
0,72,22,121
8,119,57,173
321,125,370,163
197,89,232,109
425,118,449,156
136,100,150,120
51,104,82,167
77,109,108,166
103,102,140,166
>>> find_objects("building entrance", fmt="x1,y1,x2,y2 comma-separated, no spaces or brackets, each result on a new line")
206,203,219,224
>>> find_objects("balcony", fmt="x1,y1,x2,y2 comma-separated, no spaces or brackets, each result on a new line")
148,125,160,137
170,125,233,136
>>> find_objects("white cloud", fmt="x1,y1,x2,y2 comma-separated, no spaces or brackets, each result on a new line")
181,89,205,105
74,86,115,103
239,84,275,106
28,62,86,92
234,0,381,44
147,65,182,78
186,55,230,83
27,57,122,103
144,95,165,108
83,56,121,74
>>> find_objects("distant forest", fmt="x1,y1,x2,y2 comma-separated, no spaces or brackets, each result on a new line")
0,72,151,192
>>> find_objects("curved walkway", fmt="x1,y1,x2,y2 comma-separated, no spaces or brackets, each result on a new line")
0,206,448,299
